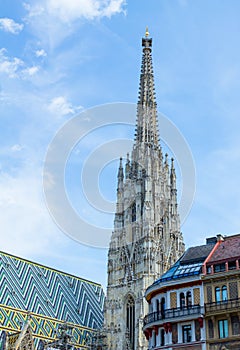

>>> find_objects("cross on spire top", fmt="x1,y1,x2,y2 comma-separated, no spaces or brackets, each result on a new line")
145,26,149,37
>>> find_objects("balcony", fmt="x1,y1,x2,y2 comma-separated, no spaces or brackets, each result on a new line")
205,297,240,315
143,305,204,327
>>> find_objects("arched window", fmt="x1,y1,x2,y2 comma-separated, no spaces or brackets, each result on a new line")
180,292,185,309
222,285,228,301
161,297,166,318
215,287,221,302
156,299,160,313
126,295,135,349
186,291,192,307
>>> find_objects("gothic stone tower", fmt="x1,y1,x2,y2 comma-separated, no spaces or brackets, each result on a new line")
104,29,185,350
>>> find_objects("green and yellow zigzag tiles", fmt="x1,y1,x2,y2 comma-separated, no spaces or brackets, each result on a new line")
0,251,104,348
0,304,93,348
0,251,104,328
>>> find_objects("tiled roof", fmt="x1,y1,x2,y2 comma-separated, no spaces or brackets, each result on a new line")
181,244,215,264
0,251,104,327
0,251,104,349
207,234,240,263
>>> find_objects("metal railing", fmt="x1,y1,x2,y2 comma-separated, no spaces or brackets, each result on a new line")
205,297,240,313
143,305,203,327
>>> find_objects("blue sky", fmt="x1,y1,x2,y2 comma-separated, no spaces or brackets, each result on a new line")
1,0,240,289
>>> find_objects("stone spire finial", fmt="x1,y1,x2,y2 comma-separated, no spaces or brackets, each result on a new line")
134,29,159,148
171,157,175,171
117,157,123,179
142,27,152,49
125,153,131,179
170,157,176,188
165,153,168,164
145,26,149,37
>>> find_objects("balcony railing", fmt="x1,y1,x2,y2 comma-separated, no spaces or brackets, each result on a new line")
205,297,240,314
143,305,203,327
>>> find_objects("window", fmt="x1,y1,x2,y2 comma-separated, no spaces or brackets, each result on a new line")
218,320,228,338
180,292,185,309
207,265,212,274
215,287,221,302
131,203,136,222
231,316,240,335
186,291,192,307
149,303,153,313
152,329,156,348
214,263,225,273
208,319,214,339
172,324,178,344
156,299,159,313
126,295,135,349
195,319,201,342
228,260,236,270
215,285,228,302
161,297,165,318
222,285,228,301
182,325,191,343
207,286,212,303
160,329,165,346
229,281,238,299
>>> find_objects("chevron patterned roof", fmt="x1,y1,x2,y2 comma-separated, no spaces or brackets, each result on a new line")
0,251,104,348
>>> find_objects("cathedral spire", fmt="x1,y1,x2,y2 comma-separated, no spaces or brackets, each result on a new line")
105,31,185,350
134,28,159,148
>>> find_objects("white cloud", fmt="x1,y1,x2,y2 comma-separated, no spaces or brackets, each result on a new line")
22,66,40,76
11,144,23,152
35,49,47,57
47,96,76,116
101,0,126,17
23,0,126,51
0,48,40,79
23,2,45,18
0,48,24,78
25,0,126,23
0,18,24,34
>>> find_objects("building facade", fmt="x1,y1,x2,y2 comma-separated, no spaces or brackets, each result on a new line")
202,234,240,350
143,242,215,350
104,29,185,350
0,251,104,349
143,234,240,350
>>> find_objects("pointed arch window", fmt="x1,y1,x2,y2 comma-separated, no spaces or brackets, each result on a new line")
126,295,135,349
132,202,136,222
